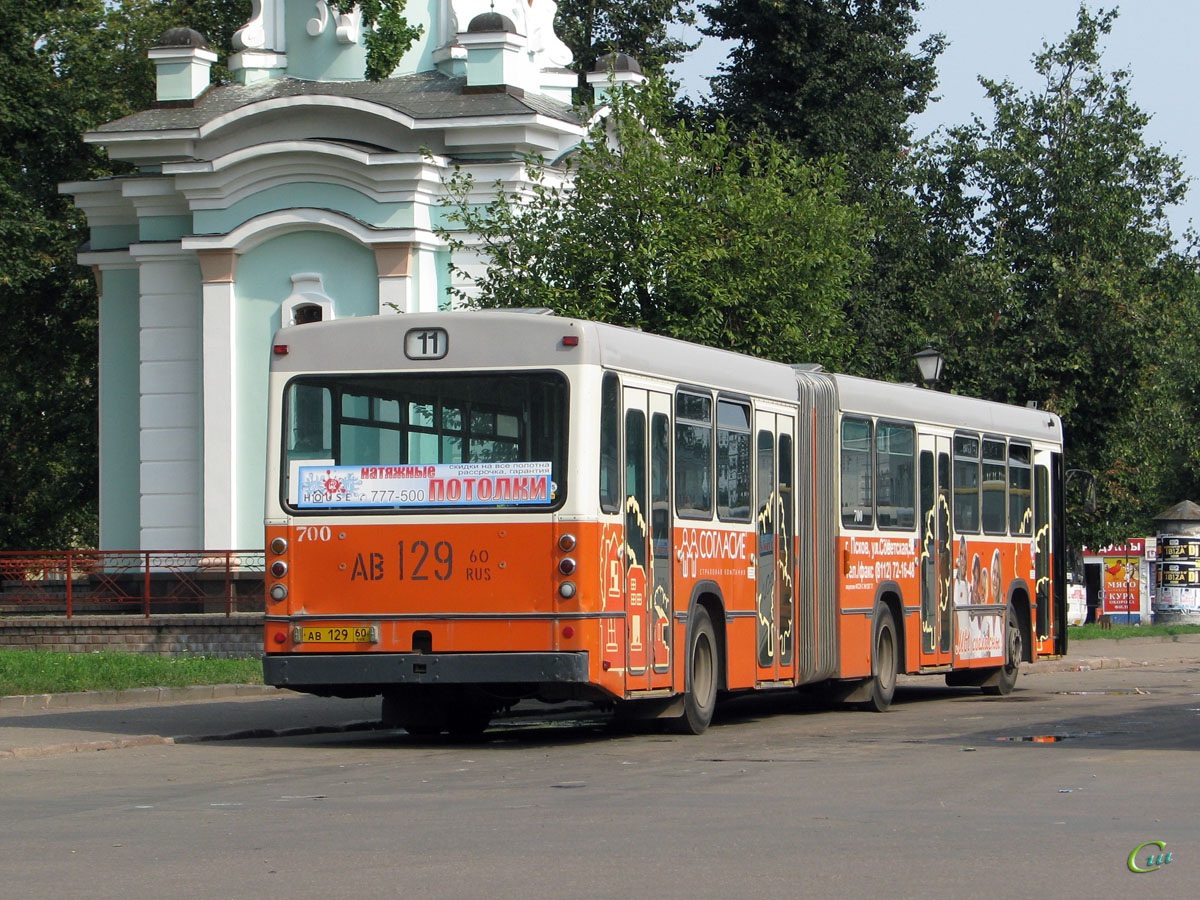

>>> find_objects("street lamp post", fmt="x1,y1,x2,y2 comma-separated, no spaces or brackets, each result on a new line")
913,344,945,390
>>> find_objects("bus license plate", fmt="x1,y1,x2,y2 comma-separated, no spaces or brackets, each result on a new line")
297,625,378,644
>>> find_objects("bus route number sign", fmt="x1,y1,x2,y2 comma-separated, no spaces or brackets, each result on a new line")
405,327,448,360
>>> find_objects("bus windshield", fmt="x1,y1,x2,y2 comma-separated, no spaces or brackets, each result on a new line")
281,371,568,512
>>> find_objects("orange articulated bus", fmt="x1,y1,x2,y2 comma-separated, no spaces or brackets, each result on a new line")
262,311,1066,735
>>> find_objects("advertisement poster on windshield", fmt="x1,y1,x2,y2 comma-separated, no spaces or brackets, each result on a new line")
293,461,553,508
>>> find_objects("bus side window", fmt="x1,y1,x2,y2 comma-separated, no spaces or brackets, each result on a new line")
1009,443,1032,535
675,391,713,518
717,399,751,522
840,417,873,528
599,374,620,514
982,438,1007,534
953,434,980,533
876,422,915,530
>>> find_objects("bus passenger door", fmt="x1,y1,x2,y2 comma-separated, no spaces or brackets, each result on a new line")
623,388,673,693
1034,450,1064,656
919,435,953,666
755,412,796,684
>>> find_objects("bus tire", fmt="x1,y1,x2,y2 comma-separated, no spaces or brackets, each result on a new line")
859,602,898,712
382,688,445,736
671,605,718,734
981,607,1021,696
446,697,494,738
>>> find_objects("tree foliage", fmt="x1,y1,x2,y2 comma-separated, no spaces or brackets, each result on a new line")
912,6,1190,543
700,0,943,185
2,0,110,548
692,1,947,385
438,82,866,368
0,0,251,548
329,0,422,81
554,0,697,100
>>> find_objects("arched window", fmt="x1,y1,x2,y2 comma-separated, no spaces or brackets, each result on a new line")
281,273,333,325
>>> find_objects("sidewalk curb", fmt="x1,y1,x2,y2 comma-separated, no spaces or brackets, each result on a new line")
1026,656,1137,674
1,734,174,760
0,683,282,712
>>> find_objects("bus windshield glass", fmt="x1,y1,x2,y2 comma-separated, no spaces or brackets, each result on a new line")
282,371,568,512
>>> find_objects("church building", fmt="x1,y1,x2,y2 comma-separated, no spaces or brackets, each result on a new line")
62,1,642,553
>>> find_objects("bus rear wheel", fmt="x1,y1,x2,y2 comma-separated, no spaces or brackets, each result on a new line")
446,697,494,738
858,602,898,712
382,687,448,736
670,605,718,735
981,608,1022,696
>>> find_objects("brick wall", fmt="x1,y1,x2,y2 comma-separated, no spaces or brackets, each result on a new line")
0,614,263,658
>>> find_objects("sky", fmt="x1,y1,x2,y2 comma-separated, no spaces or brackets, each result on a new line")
669,1,1200,235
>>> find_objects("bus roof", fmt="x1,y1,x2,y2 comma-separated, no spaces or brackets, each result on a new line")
271,311,1062,443
829,373,1063,444
272,310,803,402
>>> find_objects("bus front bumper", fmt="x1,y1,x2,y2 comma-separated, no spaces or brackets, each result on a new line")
263,651,590,689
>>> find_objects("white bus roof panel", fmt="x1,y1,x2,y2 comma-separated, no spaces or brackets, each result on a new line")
270,311,1062,443
830,373,1063,443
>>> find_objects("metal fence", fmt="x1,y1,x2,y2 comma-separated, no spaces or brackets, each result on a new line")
0,551,265,618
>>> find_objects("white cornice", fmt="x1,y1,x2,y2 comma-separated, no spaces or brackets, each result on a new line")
164,142,452,209
78,248,136,268
121,177,190,218
60,179,139,228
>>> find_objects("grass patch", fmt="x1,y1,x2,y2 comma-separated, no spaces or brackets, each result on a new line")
0,650,262,697
5,625,1198,696
1069,623,1200,641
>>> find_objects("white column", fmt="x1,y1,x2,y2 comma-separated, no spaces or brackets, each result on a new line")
198,249,238,550
375,242,414,312
412,244,443,312
131,244,203,550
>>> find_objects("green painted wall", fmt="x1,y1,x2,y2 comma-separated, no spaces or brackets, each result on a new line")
194,185,413,237
283,0,370,81
98,269,141,549
281,0,439,80
234,230,378,543
139,215,192,242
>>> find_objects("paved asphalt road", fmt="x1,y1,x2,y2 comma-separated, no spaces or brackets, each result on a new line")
1,636,1197,899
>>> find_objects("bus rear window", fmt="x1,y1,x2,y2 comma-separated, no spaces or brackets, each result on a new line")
283,372,567,511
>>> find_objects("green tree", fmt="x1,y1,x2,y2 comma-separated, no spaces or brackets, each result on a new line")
329,0,422,81
555,0,697,100
700,0,943,184
1104,253,1200,525
2,0,112,548
912,6,1189,543
437,82,866,368
0,0,251,549
694,1,946,384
